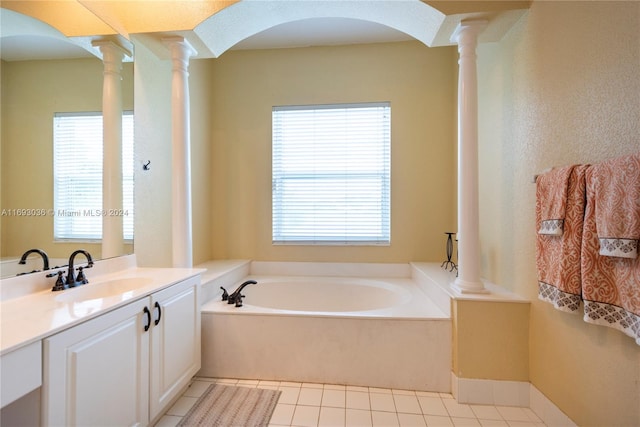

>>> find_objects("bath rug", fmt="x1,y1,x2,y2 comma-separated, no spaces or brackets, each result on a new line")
177,384,281,427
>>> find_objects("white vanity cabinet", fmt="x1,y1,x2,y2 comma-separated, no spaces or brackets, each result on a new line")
42,275,200,426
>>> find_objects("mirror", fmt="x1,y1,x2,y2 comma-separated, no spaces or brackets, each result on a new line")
0,8,134,278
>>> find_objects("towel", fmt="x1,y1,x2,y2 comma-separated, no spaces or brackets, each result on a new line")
536,166,575,236
582,152,640,345
536,165,589,312
589,152,640,259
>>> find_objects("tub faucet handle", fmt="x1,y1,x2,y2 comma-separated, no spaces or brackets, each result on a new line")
220,286,229,301
235,294,244,308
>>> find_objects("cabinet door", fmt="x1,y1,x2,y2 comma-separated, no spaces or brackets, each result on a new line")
149,276,201,420
43,298,151,427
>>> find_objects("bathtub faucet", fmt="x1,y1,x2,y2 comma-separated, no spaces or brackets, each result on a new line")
221,280,257,307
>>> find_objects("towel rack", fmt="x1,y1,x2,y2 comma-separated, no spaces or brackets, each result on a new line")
533,167,553,183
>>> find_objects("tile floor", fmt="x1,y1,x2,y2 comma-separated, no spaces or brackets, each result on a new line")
154,377,547,427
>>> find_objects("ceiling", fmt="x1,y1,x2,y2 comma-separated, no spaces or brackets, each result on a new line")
0,1,530,62
0,15,414,61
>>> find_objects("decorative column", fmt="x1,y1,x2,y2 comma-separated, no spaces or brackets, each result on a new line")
93,40,130,259
451,20,488,294
163,37,196,268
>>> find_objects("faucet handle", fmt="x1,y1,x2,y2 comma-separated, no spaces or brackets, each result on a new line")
48,271,68,292
76,266,89,285
220,286,229,301
235,294,244,308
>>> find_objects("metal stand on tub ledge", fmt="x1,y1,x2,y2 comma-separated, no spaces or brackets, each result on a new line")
441,232,458,275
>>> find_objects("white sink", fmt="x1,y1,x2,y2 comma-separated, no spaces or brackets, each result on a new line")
55,277,153,303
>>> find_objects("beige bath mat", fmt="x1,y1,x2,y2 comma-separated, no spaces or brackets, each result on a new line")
177,384,281,426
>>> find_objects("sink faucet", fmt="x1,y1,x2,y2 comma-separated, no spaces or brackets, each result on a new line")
18,248,49,272
221,280,257,307
66,250,94,287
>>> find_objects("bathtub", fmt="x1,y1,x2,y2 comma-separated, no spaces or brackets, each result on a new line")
199,261,452,392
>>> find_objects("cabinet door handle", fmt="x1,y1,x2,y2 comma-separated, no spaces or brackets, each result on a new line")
143,306,151,332
154,301,162,326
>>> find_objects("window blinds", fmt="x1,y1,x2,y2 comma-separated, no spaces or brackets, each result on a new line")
53,112,134,241
272,103,391,244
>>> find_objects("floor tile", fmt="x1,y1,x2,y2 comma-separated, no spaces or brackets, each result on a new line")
346,390,371,410
443,400,476,418
398,412,428,427
161,377,549,427
451,417,481,426
496,407,532,422
478,420,509,427
280,381,303,388
153,415,182,427
417,396,449,416
372,410,400,426
370,387,393,394
470,405,502,420
215,378,239,385
259,380,281,387
291,405,321,427
370,392,396,412
394,394,422,414
181,380,212,397
270,403,296,426
522,408,542,423
424,415,454,427
325,384,347,391
302,382,324,389
322,388,346,408
279,386,301,404
319,406,346,427
416,391,441,397
393,389,417,396
346,408,373,427
298,387,323,406
164,396,198,417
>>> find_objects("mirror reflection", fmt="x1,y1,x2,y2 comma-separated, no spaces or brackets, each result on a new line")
0,8,134,278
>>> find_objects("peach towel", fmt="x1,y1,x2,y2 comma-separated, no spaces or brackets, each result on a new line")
589,152,640,259
536,166,576,236
582,152,640,345
536,165,589,312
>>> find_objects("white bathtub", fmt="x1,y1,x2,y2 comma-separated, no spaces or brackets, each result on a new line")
199,262,452,392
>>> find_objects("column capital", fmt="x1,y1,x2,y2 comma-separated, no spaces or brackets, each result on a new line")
162,36,197,60
92,38,132,61
450,19,488,45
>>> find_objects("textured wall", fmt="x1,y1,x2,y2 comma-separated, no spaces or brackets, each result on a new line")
477,1,640,425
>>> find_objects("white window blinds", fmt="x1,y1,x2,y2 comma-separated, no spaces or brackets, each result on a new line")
53,112,134,241
272,103,391,244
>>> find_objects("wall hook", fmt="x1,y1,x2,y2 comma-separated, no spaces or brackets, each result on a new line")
143,160,151,171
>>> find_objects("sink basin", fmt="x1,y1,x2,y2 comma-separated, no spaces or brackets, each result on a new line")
55,277,154,303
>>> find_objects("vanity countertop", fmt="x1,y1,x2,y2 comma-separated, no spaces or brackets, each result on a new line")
0,265,204,356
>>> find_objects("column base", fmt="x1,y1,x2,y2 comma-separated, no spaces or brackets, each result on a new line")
452,277,490,294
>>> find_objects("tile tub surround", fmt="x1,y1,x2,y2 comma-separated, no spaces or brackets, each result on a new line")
198,261,451,392
155,377,548,427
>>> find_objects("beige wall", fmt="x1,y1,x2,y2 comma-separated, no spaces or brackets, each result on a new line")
132,35,173,268
477,1,640,425
452,300,529,381
207,41,457,262
1,58,133,261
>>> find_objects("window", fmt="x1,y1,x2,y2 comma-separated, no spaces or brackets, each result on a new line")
53,112,134,241
272,102,391,244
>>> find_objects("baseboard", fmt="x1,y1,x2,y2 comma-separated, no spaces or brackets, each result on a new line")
451,373,576,426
